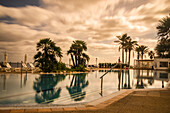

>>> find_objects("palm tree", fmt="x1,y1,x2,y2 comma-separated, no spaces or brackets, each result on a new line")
82,53,90,66
139,45,148,60
125,48,128,64
155,37,170,58
155,15,170,58
72,40,87,66
34,38,62,72
135,46,140,60
67,40,89,68
116,33,130,63
126,38,137,66
148,51,155,59
156,15,170,39
67,48,76,67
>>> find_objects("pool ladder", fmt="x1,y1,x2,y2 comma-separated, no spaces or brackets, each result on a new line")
99,63,121,96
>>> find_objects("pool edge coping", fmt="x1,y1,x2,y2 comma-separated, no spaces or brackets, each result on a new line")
0,88,169,112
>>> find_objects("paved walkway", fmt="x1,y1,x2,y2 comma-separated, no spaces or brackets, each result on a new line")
0,89,170,113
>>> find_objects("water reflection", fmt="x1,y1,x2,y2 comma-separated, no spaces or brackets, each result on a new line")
121,70,131,89
66,73,89,101
99,69,169,93
2,75,6,91
135,70,147,89
118,70,121,91
0,70,169,105
33,74,65,103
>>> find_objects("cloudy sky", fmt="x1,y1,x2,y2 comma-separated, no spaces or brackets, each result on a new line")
0,0,169,64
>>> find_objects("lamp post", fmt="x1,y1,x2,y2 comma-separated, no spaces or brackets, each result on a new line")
4,52,7,66
96,58,98,68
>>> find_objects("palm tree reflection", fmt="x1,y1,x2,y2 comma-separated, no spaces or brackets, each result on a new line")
122,70,131,89
118,70,121,91
66,73,89,101
136,70,147,89
33,74,65,103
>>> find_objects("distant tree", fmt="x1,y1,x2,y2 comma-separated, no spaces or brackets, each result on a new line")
34,38,62,72
148,51,155,59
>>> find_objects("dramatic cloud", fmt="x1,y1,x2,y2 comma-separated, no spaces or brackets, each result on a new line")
0,0,169,64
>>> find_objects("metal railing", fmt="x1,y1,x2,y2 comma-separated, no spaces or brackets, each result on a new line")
99,63,121,96
100,63,119,79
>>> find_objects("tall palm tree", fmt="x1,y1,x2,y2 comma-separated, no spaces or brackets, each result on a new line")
126,38,137,66
148,51,155,59
116,33,130,63
139,45,148,60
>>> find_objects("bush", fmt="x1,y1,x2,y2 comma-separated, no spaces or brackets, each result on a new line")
56,62,67,70
71,64,88,72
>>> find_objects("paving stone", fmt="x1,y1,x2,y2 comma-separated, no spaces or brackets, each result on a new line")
38,109,51,112
10,109,24,113
75,107,88,110
25,109,38,112
147,92,160,97
0,110,10,113
63,107,76,111
86,107,98,110
51,108,64,112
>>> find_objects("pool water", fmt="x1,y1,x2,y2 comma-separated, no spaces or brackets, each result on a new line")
0,70,169,105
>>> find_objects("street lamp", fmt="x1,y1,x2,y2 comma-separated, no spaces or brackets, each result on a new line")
96,58,98,68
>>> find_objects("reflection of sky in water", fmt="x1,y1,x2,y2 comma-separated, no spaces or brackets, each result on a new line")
0,70,169,105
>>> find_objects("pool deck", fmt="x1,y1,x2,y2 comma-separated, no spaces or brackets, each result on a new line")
0,88,170,113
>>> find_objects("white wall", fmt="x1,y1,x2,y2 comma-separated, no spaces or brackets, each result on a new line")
154,58,170,70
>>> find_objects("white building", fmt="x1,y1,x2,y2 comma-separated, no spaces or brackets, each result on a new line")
154,58,170,70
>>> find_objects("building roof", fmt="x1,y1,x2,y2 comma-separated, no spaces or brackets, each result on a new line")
135,59,154,61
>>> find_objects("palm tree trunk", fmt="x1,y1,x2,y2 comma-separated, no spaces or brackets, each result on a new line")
44,44,48,72
137,52,140,68
75,55,78,67
141,53,143,60
126,51,127,64
137,52,139,60
128,70,130,89
78,55,81,66
122,49,124,63
71,54,75,67
128,49,131,66
141,53,143,69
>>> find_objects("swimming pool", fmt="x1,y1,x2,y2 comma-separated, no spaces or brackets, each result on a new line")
0,70,169,105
